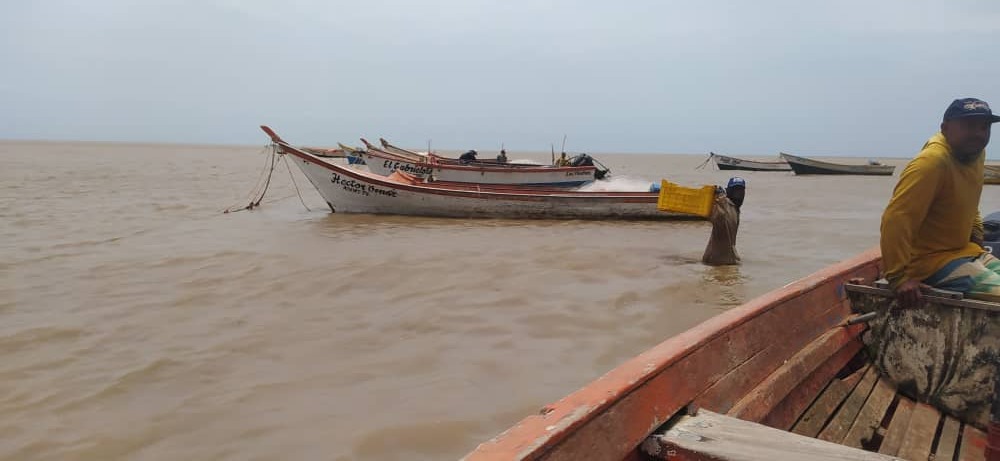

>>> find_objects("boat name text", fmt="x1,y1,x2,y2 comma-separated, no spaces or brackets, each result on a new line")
330,173,398,198
382,160,433,176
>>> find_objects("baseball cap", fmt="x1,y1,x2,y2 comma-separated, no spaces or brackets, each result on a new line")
727,177,747,189
943,98,1000,123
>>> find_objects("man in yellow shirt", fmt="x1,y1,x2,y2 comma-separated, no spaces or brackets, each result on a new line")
881,98,1000,307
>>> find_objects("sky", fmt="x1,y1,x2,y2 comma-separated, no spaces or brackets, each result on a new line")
2,0,1000,158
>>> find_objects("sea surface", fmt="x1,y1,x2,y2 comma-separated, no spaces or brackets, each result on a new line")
2,140,998,461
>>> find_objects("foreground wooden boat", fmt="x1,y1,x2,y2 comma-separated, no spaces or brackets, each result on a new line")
780,153,896,176
465,248,1000,460
260,126,698,220
356,139,599,187
710,152,792,172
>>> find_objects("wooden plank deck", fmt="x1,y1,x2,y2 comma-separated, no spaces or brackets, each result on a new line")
935,417,961,461
791,365,868,438
877,397,913,455
817,366,879,443
648,409,903,460
896,403,939,460
786,355,992,460
959,425,987,461
841,377,895,449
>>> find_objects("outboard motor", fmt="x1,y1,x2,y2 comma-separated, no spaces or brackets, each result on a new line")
567,153,594,167
568,153,611,180
985,211,1000,257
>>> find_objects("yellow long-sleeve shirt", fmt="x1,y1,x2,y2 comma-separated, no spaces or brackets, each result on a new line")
881,132,985,287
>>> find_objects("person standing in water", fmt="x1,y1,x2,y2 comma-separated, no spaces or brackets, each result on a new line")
702,177,746,266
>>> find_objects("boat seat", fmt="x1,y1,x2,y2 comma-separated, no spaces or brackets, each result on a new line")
642,409,903,460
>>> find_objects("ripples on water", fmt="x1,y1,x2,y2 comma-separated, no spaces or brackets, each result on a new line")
2,140,997,460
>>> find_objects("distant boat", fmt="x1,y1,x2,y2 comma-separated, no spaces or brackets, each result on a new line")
780,153,896,176
986,165,1000,185
710,152,792,172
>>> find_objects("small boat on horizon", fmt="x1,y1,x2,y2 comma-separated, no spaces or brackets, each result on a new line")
259,126,702,220
781,152,896,176
464,248,1000,460
709,152,792,172
986,164,1000,185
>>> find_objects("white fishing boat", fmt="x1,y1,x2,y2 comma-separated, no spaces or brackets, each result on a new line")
260,126,699,220
379,138,544,166
354,140,600,187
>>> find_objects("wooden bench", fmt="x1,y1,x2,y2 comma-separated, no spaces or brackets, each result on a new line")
643,409,904,460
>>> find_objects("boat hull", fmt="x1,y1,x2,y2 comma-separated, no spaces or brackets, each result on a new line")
712,153,791,171
780,153,895,176
294,158,676,218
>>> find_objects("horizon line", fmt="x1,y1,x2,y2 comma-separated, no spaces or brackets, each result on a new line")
1,137,998,161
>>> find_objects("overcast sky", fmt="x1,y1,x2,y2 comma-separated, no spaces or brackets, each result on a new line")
2,0,999,157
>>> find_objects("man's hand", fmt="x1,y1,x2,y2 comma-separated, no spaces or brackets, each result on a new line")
894,279,930,309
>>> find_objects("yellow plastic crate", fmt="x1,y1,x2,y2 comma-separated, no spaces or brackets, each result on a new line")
656,180,716,218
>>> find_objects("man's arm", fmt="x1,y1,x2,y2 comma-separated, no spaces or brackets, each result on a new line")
880,156,941,288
